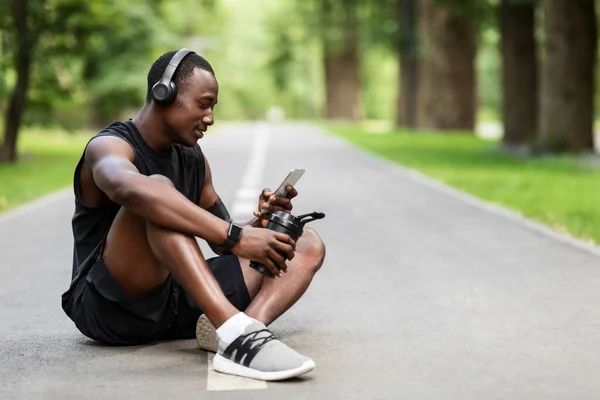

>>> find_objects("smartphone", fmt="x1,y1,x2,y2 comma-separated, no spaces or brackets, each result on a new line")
273,169,305,197
260,169,305,214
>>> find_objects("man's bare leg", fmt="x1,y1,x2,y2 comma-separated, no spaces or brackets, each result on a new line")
103,176,316,379
102,175,238,328
240,227,326,326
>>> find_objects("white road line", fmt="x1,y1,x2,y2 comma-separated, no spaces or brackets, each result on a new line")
231,200,258,217
206,126,270,391
206,353,267,391
230,127,270,220
235,187,260,199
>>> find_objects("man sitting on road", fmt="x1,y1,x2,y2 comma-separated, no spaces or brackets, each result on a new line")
61,49,326,381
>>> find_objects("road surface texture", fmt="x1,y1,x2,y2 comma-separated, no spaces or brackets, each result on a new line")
2,122,600,399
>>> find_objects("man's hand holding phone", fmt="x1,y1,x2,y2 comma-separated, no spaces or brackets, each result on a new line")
252,168,304,228
252,185,298,228
237,169,303,277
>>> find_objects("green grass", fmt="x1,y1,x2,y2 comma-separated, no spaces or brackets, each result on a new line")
0,128,92,213
327,123,600,245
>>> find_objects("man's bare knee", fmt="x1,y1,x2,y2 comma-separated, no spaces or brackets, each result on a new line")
297,227,326,273
148,174,174,187
103,206,168,296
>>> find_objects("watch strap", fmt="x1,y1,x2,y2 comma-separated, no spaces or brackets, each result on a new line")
223,222,242,251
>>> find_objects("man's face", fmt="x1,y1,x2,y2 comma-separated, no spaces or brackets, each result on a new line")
164,68,218,147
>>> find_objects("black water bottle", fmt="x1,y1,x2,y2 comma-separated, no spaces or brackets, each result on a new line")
250,211,325,278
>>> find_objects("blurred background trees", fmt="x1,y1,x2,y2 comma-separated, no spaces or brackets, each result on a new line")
499,0,537,151
1,0,598,162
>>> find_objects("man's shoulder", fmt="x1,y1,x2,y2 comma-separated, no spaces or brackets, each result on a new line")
94,120,131,139
85,120,133,150
81,121,134,162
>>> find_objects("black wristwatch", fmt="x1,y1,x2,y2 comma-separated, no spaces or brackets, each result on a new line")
222,222,242,252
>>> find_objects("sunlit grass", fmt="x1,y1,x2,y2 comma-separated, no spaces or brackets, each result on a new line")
0,127,92,213
327,123,600,245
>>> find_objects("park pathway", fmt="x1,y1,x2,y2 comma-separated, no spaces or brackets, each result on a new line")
1,122,600,399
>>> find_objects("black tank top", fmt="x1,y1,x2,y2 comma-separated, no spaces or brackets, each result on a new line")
70,120,205,278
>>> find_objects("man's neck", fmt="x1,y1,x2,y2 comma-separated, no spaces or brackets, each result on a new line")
131,104,173,151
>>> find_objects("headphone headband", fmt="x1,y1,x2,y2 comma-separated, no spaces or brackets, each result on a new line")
152,48,196,105
159,48,194,86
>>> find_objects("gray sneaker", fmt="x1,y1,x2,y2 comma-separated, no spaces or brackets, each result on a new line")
196,314,218,353
212,321,315,381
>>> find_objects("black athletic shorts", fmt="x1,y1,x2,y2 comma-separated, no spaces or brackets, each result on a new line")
61,244,251,346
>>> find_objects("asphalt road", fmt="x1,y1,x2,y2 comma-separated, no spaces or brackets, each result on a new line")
1,122,600,399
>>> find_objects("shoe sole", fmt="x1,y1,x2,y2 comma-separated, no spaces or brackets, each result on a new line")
196,314,218,353
213,354,315,381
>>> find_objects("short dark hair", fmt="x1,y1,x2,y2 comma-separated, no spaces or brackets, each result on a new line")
146,50,215,103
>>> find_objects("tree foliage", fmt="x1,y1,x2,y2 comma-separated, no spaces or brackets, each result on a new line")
0,0,597,160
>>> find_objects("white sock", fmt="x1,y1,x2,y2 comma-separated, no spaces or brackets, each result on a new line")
216,312,256,345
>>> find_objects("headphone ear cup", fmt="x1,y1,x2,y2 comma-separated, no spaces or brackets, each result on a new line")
166,81,177,104
152,82,171,104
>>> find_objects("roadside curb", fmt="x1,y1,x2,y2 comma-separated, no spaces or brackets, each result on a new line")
0,188,73,225
318,125,600,258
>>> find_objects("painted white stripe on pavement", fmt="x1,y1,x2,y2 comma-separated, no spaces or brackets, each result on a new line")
239,175,261,189
236,187,260,200
230,127,270,220
231,200,258,217
206,353,267,391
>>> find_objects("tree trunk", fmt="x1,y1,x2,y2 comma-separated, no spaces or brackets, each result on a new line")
500,0,538,150
416,0,477,131
396,0,418,128
83,59,107,129
538,0,597,153
322,0,361,120
1,0,34,163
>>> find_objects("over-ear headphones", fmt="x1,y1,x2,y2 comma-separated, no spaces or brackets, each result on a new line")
151,48,195,105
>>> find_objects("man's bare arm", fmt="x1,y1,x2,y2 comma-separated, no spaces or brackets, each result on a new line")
87,136,295,276
87,136,229,245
